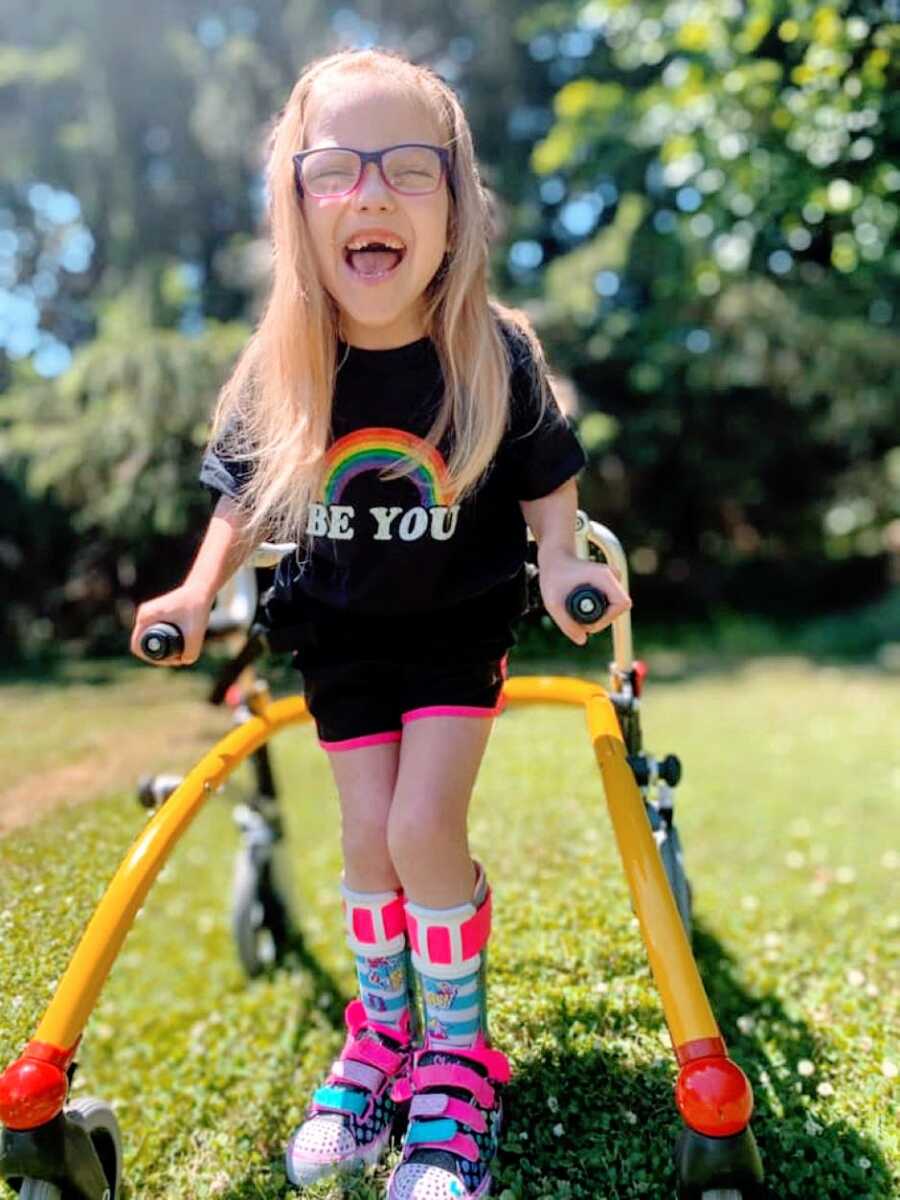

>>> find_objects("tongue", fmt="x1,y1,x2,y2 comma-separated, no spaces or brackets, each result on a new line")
349,249,402,275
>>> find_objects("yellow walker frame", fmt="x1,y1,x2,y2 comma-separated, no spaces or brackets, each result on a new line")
0,513,765,1199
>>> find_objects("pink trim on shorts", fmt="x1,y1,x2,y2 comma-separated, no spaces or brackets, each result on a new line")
319,730,402,752
401,700,505,723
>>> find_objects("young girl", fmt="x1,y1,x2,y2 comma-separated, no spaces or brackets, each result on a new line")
131,46,631,1199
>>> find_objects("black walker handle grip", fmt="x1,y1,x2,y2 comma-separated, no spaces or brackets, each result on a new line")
565,585,609,625
140,622,185,662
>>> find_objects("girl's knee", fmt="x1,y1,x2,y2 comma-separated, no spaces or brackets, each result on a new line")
386,803,467,870
342,814,396,888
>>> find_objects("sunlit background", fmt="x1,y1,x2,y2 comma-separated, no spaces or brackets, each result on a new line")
2,10,900,1199
1,1,898,661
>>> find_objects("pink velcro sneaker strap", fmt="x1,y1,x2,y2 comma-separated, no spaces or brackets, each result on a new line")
345,999,412,1054
411,1063,495,1109
391,1075,413,1103
410,1091,487,1133
329,1057,384,1093
403,1130,480,1163
346,1035,406,1077
433,1039,512,1085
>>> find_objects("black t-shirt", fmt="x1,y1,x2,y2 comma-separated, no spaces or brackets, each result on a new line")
199,322,587,657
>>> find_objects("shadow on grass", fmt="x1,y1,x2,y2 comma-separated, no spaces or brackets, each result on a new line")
277,927,351,1036
490,919,893,1200
137,916,895,1200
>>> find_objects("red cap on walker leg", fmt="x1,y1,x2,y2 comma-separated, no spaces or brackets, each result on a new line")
0,1040,78,1130
675,1054,753,1137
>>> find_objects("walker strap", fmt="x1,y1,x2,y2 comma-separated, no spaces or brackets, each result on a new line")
405,887,492,978
341,881,407,956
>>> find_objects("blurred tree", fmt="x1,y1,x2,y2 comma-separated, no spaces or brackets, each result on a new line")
0,0,548,656
2,0,898,657
0,282,249,654
504,0,899,615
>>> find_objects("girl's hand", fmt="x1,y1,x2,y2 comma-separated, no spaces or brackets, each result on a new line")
130,584,213,666
537,547,633,646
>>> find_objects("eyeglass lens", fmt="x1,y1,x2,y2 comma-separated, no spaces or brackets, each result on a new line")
300,146,443,196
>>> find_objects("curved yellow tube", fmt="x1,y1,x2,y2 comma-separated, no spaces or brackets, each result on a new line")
34,695,312,1050
504,676,719,1047
31,674,718,1064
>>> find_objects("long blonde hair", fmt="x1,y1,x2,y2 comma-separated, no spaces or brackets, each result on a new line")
209,46,551,545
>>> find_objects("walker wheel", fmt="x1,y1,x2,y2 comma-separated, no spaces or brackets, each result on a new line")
16,1096,122,1199
232,848,293,977
676,1122,763,1199
657,821,693,942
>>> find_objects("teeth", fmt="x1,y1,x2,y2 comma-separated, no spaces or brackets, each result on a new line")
345,236,405,251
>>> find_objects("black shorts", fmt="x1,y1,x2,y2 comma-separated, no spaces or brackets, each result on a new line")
299,652,509,750
265,574,525,749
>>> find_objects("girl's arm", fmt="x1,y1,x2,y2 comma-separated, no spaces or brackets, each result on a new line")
520,478,633,645
182,494,260,604
130,495,259,665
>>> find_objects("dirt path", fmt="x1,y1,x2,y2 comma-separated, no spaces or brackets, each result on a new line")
1,701,231,838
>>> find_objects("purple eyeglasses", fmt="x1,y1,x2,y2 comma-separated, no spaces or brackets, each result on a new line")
293,143,453,199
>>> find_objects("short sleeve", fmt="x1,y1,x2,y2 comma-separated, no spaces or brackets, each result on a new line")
501,329,587,501
198,420,254,502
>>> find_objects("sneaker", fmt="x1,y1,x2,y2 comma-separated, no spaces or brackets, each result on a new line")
285,998,414,1187
386,1034,511,1200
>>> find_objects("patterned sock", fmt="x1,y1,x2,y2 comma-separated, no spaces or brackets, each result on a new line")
354,947,413,1032
340,879,414,1039
415,862,490,1049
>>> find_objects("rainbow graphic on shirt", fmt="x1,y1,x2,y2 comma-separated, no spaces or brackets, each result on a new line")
321,427,452,507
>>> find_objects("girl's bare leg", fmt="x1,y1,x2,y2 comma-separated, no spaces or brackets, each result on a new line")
325,741,402,891
387,716,494,906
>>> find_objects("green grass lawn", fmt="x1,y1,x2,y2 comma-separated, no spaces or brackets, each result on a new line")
0,660,219,791
1,655,898,1198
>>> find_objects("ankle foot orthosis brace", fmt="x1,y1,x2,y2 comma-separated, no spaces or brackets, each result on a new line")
340,879,414,1033
404,863,492,1047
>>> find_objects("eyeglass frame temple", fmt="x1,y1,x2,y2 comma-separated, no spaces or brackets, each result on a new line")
292,143,453,198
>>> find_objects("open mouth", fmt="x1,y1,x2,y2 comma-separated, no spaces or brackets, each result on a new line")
343,240,407,279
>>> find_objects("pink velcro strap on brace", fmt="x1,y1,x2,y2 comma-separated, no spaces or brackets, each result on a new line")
461,888,491,959
382,893,406,939
411,1064,495,1110
404,1130,480,1163
405,887,492,971
343,891,406,948
410,1092,487,1133
329,1057,384,1093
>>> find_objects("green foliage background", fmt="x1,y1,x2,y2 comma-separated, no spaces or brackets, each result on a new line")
1,0,898,660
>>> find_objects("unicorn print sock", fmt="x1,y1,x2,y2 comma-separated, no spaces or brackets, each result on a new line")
406,861,491,1048
340,878,416,1039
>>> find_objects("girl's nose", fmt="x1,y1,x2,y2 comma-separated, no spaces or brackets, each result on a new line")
354,161,393,206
